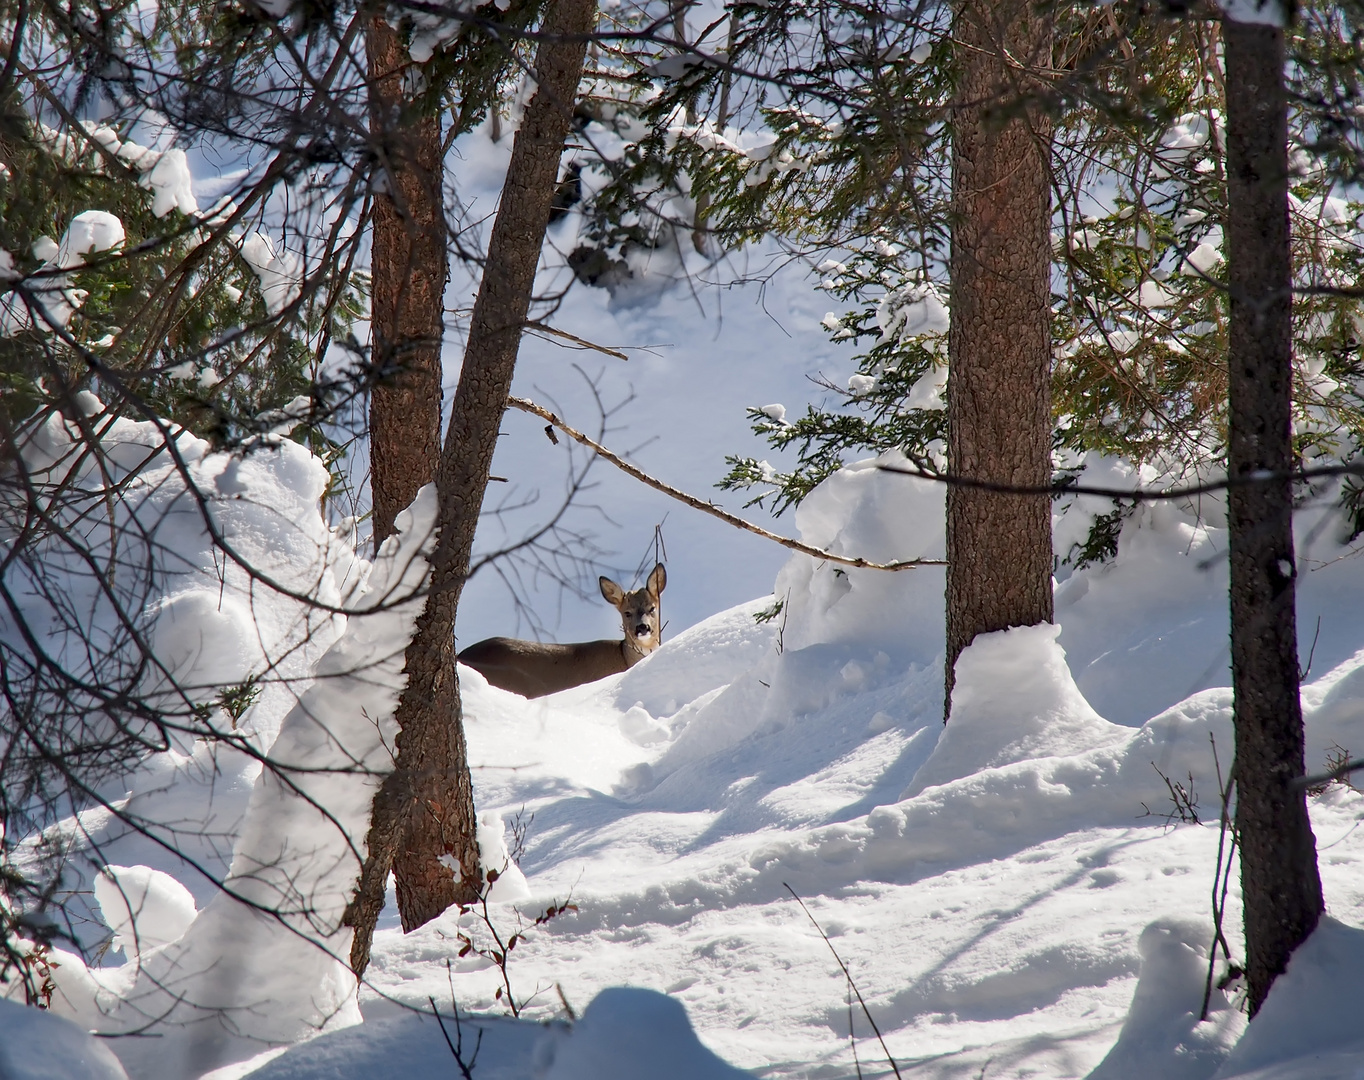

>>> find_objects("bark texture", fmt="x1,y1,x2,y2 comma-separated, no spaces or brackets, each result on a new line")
345,0,597,975
367,16,447,549
1223,17,1323,1017
945,0,1054,716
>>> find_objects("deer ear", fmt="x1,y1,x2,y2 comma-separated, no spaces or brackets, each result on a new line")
647,563,666,596
599,576,625,606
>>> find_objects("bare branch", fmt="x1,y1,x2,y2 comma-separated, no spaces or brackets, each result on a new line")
507,396,944,571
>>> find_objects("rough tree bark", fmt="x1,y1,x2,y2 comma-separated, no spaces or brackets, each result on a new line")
945,0,1054,717
367,15,447,549
345,0,598,975
1223,10,1323,1016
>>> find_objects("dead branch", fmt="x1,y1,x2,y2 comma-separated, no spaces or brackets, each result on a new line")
507,396,945,571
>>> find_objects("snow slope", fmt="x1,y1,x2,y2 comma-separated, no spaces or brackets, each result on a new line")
344,455,1364,1080
11,394,1364,1080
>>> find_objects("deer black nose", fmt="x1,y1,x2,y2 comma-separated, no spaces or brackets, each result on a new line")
634,623,649,636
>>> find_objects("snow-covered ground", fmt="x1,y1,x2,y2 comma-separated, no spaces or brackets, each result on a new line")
8,396,1364,1078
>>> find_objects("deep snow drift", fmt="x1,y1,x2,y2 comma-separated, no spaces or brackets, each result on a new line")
7,405,1364,1078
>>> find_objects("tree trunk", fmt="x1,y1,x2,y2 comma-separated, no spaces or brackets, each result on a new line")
1223,12,1323,1017
367,15,447,550
945,0,1054,717
345,0,598,976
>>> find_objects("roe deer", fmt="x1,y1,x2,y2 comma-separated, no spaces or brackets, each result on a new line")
457,563,666,698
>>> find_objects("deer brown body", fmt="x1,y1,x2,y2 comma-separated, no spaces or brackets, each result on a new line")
457,564,666,699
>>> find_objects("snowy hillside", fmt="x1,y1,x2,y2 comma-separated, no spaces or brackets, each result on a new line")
9,408,1364,1079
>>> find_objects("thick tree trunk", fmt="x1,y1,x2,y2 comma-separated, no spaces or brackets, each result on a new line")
945,0,1054,716
345,0,597,975
1223,14,1323,1017
367,15,447,549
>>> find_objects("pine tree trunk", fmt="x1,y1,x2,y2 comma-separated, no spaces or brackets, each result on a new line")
344,0,597,975
367,15,447,549
945,0,1054,717
1223,14,1323,1017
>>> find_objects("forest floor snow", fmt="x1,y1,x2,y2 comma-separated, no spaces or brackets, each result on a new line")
11,432,1364,1080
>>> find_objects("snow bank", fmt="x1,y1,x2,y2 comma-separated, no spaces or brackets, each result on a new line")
92,486,438,1079
0,399,444,1077
907,623,1128,795
246,987,751,1079
618,452,945,791
1214,918,1364,1079
242,1008,557,1078
11,380,1364,1080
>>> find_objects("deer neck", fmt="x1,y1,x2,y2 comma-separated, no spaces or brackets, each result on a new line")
622,635,652,668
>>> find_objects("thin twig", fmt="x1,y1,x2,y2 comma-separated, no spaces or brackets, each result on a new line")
785,883,902,1080
880,459,1364,502
1296,755,1364,791
508,397,943,571
429,993,482,1080
1201,734,1239,1021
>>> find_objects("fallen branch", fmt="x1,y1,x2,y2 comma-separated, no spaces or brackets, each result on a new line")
507,396,944,572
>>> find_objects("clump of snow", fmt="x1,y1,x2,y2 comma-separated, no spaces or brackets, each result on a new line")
238,232,304,315
56,210,126,267
1161,111,1222,160
2,210,126,335
1219,0,1289,26
901,362,946,412
876,280,948,345
143,148,199,218
1184,239,1225,277
93,865,198,958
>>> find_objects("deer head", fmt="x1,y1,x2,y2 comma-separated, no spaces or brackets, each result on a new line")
599,563,666,664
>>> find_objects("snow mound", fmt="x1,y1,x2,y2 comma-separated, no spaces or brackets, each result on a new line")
1214,917,1364,1079
774,450,943,660
907,623,1129,796
542,987,752,1080
1086,918,1243,1080
0,997,129,1080
93,865,198,958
